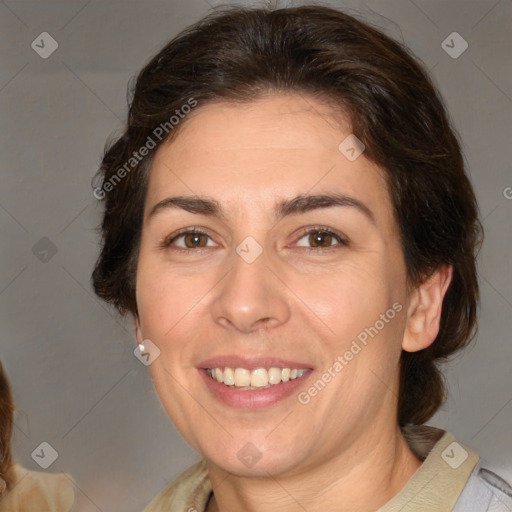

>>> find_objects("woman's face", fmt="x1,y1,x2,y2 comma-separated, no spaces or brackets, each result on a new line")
135,93,410,476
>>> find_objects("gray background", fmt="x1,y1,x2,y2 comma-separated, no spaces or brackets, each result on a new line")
0,0,511,510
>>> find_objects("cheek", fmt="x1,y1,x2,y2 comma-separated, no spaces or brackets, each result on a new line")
135,264,212,439
136,258,205,342
290,259,400,341
288,259,406,409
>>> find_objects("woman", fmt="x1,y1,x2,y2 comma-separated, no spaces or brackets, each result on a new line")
0,361,75,511
91,5,512,511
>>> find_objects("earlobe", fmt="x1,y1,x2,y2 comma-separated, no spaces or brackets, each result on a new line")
402,265,453,353
134,314,144,344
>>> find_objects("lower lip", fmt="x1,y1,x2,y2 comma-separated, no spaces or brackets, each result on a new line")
199,369,313,409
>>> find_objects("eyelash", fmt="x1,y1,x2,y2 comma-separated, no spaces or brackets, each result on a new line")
160,226,348,253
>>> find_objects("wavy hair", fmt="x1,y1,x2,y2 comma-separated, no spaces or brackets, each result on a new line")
0,361,14,495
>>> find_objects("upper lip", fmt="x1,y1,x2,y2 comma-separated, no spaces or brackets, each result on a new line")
198,356,313,370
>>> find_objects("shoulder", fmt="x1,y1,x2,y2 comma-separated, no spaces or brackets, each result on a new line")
381,426,510,512
0,464,75,512
453,461,512,512
145,459,212,512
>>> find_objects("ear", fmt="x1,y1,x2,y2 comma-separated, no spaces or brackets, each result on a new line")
134,314,144,344
402,265,453,353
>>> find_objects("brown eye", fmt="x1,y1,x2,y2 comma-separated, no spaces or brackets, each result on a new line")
295,227,348,251
309,231,335,248
182,232,208,248
162,229,216,250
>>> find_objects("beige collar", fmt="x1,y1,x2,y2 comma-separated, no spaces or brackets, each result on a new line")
379,426,479,511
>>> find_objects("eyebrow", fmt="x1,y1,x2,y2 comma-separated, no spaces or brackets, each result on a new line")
148,192,375,224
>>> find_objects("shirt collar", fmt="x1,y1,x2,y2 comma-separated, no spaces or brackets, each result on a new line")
378,425,479,512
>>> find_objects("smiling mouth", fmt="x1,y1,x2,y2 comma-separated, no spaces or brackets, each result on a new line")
205,367,310,390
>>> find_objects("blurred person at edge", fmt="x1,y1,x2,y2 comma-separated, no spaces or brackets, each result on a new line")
0,360,75,511
91,5,512,512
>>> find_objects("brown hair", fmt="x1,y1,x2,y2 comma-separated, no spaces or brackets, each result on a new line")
0,361,14,495
91,5,482,426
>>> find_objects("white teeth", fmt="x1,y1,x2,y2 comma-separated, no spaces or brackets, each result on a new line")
250,368,268,388
223,367,234,385
268,367,282,385
234,368,251,387
206,366,309,388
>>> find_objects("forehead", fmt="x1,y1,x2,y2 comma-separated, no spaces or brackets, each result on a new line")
145,94,393,227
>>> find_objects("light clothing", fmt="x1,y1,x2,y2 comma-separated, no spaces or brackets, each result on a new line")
145,425,512,512
0,464,75,512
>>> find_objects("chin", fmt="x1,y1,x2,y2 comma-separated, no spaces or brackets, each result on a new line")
203,440,305,478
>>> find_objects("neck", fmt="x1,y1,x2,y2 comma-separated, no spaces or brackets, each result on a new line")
206,422,422,512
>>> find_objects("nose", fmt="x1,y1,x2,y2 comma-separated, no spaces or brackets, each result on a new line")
210,245,291,334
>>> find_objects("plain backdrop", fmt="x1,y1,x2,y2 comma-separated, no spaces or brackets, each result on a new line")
1,1,511,510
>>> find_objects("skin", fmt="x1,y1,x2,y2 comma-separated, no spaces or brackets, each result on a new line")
134,93,452,512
